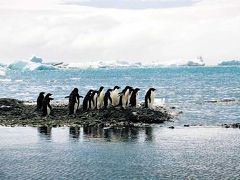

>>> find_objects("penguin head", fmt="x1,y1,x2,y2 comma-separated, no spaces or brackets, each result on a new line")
124,86,133,91
46,93,52,97
99,86,104,92
39,92,45,95
73,88,78,93
149,88,156,92
114,86,120,90
107,89,113,92
135,88,140,92
88,89,94,93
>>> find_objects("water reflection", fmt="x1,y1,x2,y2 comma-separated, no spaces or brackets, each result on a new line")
37,126,52,140
145,127,153,142
69,127,80,139
82,126,154,142
36,126,154,142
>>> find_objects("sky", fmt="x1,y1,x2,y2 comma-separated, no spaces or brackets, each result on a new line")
0,0,239,65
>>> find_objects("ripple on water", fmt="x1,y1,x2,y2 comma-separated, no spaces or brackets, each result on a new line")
0,126,239,179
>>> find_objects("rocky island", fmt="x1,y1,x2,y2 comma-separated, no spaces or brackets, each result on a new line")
0,98,173,128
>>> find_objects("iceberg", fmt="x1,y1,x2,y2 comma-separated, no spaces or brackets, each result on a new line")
8,57,58,71
0,69,6,76
65,60,143,69
218,60,240,66
0,63,7,76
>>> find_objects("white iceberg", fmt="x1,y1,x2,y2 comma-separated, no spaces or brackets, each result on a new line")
8,58,58,71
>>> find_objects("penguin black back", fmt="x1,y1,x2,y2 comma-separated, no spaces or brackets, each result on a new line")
145,88,156,108
104,89,113,109
42,93,54,116
68,88,80,115
130,88,140,107
37,92,45,110
83,90,93,111
90,90,98,109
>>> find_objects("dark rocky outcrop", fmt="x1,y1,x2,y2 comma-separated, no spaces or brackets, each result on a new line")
0,98,173,127
222,123,240,129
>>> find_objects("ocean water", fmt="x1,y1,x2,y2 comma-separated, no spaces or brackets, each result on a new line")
0,126,240,179
0,66,239,126
0,66,239,179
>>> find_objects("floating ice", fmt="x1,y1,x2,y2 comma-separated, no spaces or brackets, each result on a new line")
8,60,58,71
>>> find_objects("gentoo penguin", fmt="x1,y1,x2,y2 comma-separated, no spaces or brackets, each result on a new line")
110,86,120,106
42,93,54,116
36,92,45,110
67,88,83,116
130,88,140,107
97,86,104,109
119,86,133,109
90,90,98,110
104,89,113,109
145,88,156,109
83,90,94,111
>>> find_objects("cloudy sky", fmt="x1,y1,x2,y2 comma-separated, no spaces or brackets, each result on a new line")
0,0,239,65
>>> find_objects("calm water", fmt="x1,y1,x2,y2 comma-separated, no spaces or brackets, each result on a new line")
0,126,240,179
0,67,239,179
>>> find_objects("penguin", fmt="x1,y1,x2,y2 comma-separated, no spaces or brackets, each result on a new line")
127,88,134,107
130,88,140,107
36,92,45,110
67,88,83,116
119,86,133,109
96,86,104,109
110,86,120,106
42,93,54,116
83,90,94,111
90,90,98,110
104,89,113,109
145,88,156,109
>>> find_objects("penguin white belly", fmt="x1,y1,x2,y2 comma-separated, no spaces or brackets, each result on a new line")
92,94,97,109
74,103,78,114
136,93,139,107
74,97,78,114
111,90,119,106
47,106,51,115
127,92,133,107
122,95,129,109
107,99,111,107
150,92,156,109
97,91,105,109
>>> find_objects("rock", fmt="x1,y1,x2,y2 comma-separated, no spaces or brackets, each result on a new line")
169,126,175,129
0,98,173,127
184,124,190,127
